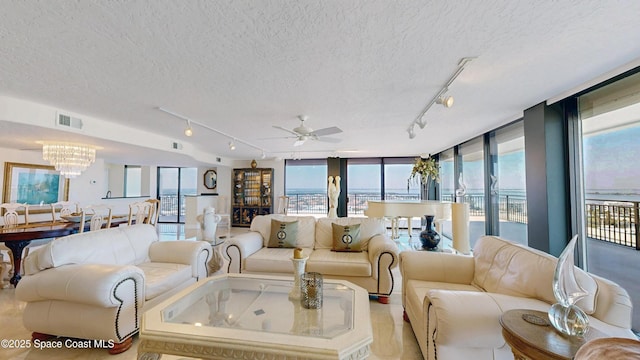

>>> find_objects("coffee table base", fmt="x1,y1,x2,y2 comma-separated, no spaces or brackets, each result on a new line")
138,338,371,360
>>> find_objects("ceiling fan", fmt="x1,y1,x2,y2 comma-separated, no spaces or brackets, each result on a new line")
272,115,343,147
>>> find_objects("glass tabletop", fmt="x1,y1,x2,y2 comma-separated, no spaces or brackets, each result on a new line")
161,275,355,339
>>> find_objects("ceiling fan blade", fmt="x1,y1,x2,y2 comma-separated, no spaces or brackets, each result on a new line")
310,126,342,137
316,137,342,143
257,135,297,140
273,125,300,136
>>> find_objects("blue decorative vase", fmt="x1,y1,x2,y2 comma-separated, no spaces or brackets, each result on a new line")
419,215,440,251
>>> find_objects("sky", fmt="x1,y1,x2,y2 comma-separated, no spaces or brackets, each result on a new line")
583,126,640,191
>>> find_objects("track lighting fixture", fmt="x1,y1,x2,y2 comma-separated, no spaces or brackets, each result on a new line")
158,107,268,157
416,116,427,129
261,151,266,159
436,95,454,108
407,57,475,139
184,120,193,137
407,125,416,139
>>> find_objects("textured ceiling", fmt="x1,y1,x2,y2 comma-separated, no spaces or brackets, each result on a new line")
1,0,640,164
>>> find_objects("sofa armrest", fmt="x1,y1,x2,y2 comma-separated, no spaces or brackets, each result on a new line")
426,290,549,348
16,263,144,308
149,240,212,278
368,234,399,276
223,231,264,273
400,251,475,284
590,274,634,329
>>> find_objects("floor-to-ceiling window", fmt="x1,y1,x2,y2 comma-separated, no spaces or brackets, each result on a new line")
384,158,420,200
439,149,455,202
157,167,197,223
490,121,527,244
578,71,640,331
459,137,486,245
284,159,328,215
347,159,382,216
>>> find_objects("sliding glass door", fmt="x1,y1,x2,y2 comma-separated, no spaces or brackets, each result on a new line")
578,71,640,331
157,167,197,223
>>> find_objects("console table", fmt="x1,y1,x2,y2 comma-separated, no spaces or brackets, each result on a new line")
500,309,605,360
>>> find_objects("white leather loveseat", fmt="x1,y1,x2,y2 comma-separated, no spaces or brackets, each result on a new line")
15,224,212,354
400,235,635,360
224,214,399,302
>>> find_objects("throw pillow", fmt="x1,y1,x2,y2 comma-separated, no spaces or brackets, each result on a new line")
267,219,298,248
332,223,362,252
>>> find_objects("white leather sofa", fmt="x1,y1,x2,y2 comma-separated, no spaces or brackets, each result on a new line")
400,235,636,360
15,224,212,354
224,214,399,302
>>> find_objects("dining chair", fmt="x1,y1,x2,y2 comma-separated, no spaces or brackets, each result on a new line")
50,201,79,222
79,205,113,233
145,199,160,226
1,202,29,227
128,201,153,225
1,203,29,286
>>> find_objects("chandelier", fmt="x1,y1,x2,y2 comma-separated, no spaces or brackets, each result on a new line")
42,142,97,178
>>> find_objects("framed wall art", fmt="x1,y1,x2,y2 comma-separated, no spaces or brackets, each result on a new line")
3,162,70,213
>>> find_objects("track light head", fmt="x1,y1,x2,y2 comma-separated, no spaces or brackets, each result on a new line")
184,120,193,137
261,151,266,159
436,95,454,108
229,141,236,150
407,125,416,139
416,117,427,129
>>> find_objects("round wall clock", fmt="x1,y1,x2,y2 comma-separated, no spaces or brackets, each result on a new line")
204,169,217,190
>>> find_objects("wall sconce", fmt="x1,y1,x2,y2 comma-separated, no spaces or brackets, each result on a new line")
184,120,193,137
436,95,454,108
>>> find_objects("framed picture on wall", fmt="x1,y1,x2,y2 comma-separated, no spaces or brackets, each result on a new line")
204,169,217,190
2,162,70,213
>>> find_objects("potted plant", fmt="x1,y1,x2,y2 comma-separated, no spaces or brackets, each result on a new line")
408,155,440,188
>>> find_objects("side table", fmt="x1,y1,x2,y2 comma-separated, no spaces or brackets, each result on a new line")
500,309,605,360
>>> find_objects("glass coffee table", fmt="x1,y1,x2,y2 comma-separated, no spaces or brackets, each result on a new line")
137,273,373,360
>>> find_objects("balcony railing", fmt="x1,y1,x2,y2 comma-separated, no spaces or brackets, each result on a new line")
286,193,329,214
160,191,637,250
442,193,528,224
586,201,639,250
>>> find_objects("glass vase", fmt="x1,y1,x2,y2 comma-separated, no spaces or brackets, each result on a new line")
547,235,590,336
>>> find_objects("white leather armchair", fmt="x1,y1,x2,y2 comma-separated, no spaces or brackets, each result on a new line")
400,236,635,360
16,224,212,354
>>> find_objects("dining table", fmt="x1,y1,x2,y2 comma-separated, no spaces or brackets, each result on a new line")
0,216,129,286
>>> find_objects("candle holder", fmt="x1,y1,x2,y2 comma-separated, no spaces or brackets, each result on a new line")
301,272,323,309
289,255,308,300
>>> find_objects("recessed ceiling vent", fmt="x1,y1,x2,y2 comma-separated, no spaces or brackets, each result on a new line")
172,141,183,150
56,113,83,130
